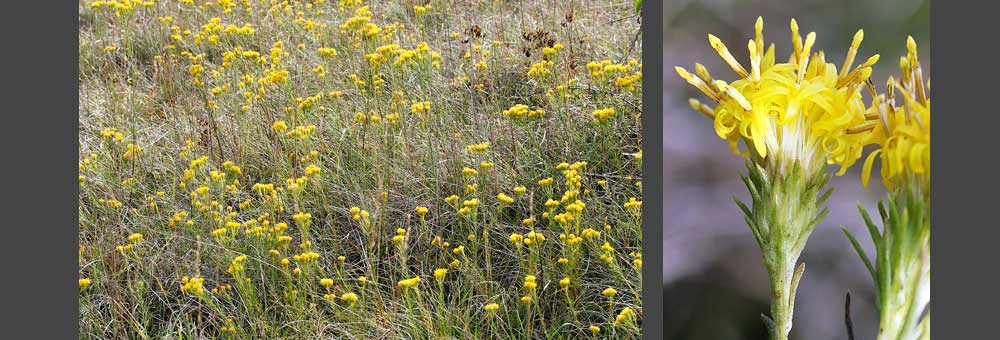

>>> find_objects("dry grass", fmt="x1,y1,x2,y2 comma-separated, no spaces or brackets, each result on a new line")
79,0,643,338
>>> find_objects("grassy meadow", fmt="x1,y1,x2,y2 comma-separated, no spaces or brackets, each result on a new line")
79,0,643,338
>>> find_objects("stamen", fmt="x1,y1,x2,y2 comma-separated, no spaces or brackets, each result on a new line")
797,32,816,82
846,122,876,134
748,40,761,81
676,66,721,102
754,17,764,58
837,55,878,88
694,63,712,84
907,36,927,104
708,34,749,78
689,98,716,119
715,80,753,111
839,29,864,82
790,19,803,63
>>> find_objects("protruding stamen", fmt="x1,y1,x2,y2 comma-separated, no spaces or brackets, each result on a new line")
715,80,753,111
839,29,864,82
907,36,927,104
694,63,712,84
796,32,816,82
837,55,878,88
754,17,764,58
899,56,912,86
708,34,750,78
846,122,876,134
790,19,803,63
689,98,716,119
748,40,761,81
676,66,721,102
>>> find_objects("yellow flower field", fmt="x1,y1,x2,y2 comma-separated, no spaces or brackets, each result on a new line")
79,0,642,338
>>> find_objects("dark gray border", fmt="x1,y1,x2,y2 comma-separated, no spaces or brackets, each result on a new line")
932,1,1000,338
0,0,79,338
641,0,664,339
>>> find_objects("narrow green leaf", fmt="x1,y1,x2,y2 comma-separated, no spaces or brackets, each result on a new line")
842,227,876,281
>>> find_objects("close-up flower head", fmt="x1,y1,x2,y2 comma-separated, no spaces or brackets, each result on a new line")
677,17,879,175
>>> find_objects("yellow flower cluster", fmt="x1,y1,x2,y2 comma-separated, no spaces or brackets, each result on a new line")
677,18,876,174
397,276,421,288
80,0,642,337
501,104,545,118
180,276,205,296
592,108,616,121
860,37,930,190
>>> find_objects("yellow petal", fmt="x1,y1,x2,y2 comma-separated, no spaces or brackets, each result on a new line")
861,149,881,188
910,143,927,174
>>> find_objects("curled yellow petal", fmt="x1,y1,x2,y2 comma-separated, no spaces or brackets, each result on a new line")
861,149,881,188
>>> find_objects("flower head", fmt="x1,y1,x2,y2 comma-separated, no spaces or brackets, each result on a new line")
602,287,618,298
860,37,930,192
677,18,878,175
434,268,448,281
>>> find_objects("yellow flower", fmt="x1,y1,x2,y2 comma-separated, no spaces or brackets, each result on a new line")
559,277,570,288
320,278,333,287
271,120,288,132
520,296,532,304
522,216,536,226
860,37,930,191
415,206,428,218
676,17,876,174
614,307,635,326
341,292,358,303
524,231,545,245
180,276,205,296
434,268,448,281
79,278,92,290
128,233,143,242
602,287,618,298
398,277,421,288
592,108,616,120
497,193,514,205
484,303,499,312
123,144,143,159
623,197,642,209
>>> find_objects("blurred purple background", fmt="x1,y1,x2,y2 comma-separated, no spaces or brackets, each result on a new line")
662,1,929,339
